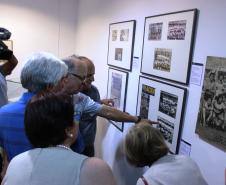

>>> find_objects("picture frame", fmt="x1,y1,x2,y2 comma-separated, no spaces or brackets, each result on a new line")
141,9,197,85
136,76,187,153
107,20,136,71
107,68,129,131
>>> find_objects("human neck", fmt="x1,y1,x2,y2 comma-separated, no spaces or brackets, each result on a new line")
56,144,72,151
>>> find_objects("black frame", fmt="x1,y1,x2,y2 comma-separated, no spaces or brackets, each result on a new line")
136,76,187,153
141,9,198,85
107,20,136,71
107,67,129,131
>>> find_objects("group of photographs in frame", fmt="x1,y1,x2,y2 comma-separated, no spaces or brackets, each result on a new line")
107,20,136,71
196,56,226,152
136,76,187,153
141,9,197,85
107,68,129,131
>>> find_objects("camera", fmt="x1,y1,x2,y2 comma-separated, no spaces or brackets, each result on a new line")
0,28,13,60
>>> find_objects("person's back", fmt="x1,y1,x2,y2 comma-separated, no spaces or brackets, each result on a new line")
3,148,87,185
0,92,33,161
137,154,207,185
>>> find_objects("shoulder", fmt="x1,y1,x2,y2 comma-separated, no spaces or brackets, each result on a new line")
91,85,99,93
80,157,116,185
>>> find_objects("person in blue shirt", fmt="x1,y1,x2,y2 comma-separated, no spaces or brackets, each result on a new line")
0,52,84,178
62,55,155,156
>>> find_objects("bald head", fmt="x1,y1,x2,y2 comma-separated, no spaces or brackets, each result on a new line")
78,56,95,90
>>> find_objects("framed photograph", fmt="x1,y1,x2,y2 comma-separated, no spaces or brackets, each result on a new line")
136,76,187,153
141,9,197,85
107,68,128,131
107,20,136,71
196,56,226,152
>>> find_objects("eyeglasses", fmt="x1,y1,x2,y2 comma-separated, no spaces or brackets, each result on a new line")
68,72,86,82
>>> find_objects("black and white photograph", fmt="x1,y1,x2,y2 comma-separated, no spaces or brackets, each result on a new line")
114,48,123,61
107,20,136,71
167,20,186,40
112,30,117,41
139,84,155,119
110,72,122,109
196,56,226,152
136,76,186,153
141,9,197,84
157,116,174,144
153,48,172,72
120,29,129,41
159,91,178,118
148,22,163,40
107,68,128,131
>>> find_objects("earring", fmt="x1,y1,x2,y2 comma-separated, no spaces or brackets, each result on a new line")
69,133,73,138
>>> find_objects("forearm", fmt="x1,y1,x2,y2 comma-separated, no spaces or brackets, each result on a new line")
97,105,138,123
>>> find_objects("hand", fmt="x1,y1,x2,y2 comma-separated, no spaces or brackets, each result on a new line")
101,98,115,107
139,119,159,125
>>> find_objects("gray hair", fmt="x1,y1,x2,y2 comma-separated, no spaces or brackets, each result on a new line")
21,52,68,93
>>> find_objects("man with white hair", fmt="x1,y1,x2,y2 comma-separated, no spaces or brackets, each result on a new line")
0,52,71,161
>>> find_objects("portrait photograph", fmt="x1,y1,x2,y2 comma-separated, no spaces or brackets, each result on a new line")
196,56,226,152
120,29,129,41
153,48,172,72
107,68,128,131
114,48,123,61
148,22,163,40
159,91,178,118
167,20,187,40
112,30,117,41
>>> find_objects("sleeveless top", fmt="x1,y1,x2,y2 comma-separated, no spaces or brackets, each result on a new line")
2,147,87,185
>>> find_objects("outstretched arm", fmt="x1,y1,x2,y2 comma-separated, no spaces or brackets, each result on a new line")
97,105,156,125
80,157,116,185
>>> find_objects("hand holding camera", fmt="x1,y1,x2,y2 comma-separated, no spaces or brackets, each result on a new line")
0,28,13,60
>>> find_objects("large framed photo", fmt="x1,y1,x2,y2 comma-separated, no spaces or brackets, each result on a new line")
196,56,226,152
141,9,197,85
107,20,136,71
136,76,187,153
107,68,128,131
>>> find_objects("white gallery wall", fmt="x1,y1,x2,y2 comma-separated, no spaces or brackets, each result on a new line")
74,1,226,185
1,0,226,185
0,0,78,80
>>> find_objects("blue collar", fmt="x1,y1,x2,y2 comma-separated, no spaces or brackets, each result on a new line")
19,91,35,104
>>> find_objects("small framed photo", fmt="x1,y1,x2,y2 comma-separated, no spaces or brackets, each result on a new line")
107,20,136,71
136,76,187,153
107,68,129,131
141,9,197,85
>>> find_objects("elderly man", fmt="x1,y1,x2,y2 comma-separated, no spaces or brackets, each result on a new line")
0,52,84,169
62,56,154,155
73,56,114,157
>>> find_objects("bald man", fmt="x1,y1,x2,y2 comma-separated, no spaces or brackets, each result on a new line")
62,55,155,156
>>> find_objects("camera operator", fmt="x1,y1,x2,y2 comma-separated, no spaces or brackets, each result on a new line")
0,28,18,107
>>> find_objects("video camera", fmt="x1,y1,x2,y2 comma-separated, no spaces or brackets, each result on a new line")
0,27,13,60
